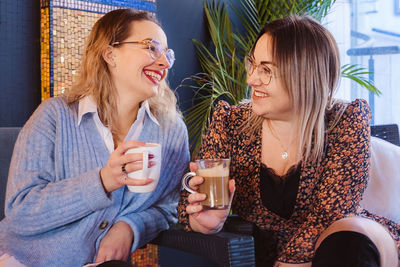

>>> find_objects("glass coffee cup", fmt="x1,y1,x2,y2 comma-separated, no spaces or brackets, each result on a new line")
182,158,230,209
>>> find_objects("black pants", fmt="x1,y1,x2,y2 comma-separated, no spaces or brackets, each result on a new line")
312,231,380,267
254,230,380,267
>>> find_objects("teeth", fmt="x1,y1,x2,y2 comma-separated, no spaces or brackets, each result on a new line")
254,91,268,97
144,71,162,81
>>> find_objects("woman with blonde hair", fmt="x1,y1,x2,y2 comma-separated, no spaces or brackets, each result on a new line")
178,16,399,266
0,8,189,267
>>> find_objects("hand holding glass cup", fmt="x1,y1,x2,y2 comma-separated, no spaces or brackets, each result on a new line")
182,159,235,233
182,158,231,209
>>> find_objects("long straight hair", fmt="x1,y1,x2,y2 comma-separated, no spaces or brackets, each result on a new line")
242,16,341,164
66,8,180,135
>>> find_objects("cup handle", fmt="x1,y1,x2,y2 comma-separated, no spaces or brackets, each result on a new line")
181,172,197,194
142,151,149,176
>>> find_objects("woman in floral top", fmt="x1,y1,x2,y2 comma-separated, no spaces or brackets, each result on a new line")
178,16,399,266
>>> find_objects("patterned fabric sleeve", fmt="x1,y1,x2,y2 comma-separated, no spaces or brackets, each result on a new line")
177,101,232,231
278,99,371,263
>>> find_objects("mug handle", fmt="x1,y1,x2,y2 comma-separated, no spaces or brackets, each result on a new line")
181,172,197,194
142,151,149,177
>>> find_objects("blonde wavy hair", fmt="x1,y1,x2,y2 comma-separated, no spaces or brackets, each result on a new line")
242,16,341,164
66,8,180,134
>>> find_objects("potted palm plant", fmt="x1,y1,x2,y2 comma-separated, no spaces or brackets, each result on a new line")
180,0,379,158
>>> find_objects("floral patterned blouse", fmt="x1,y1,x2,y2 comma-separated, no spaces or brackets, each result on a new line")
178,99,400,263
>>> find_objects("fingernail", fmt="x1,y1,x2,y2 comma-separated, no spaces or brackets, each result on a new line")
149,161,156,167
149,154,155,159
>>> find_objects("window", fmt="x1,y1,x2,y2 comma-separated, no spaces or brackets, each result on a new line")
324,0,400,126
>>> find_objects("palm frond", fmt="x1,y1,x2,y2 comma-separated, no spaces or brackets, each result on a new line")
341,64,381,95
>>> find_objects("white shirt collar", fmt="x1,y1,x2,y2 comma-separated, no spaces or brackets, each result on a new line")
140,100,160,126
77,96,159,126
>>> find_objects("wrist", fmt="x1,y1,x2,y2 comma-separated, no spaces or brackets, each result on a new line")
189,216,222,234
99,168,112,195
114,221,133,233
114,221,134,241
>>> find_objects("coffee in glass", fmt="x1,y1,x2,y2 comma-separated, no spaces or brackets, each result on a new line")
182,158,230,209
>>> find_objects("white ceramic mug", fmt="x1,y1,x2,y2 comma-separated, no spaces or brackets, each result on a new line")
125,143,161,193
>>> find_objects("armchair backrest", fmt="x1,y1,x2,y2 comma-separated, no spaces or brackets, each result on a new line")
0,127,21,220
371,124,400,146
362,124,400,223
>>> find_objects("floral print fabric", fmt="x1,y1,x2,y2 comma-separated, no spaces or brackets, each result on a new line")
178,99,400,263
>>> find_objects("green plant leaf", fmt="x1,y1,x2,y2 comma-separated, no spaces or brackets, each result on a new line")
341,64,381,95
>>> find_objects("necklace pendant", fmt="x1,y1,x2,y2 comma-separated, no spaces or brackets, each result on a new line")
282,152,288,159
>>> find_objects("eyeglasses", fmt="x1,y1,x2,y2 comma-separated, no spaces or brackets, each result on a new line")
244,56,274,85
111,39,175,68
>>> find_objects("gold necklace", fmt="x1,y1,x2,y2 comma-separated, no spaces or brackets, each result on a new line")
267,122,294,160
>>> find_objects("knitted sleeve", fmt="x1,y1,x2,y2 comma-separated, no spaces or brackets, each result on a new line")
5,98,113,236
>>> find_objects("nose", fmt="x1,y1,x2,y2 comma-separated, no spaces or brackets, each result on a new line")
246,70,262,87
155,53,171,69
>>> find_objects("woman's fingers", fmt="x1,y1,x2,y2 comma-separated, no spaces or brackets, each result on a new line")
228,179,235,199
115,140,146,155
189,162,198,172
225,179,235,209
186,203,203,215
100,140,158,193
188,176,204,189
120,158,156,176
114,151,151,168
188,192,206,204
121,152,145,165
187,192,206,215
124,177,153,186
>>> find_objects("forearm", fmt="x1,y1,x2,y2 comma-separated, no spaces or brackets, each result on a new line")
6,168,112,236
118,190,180,251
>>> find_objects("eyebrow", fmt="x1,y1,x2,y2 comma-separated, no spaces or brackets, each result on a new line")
248,56,276,66
259,60,276,66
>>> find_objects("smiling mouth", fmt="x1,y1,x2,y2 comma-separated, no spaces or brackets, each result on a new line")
253,90,269,98
144,70,162,84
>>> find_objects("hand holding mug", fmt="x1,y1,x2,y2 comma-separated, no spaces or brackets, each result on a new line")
100,140,154,193
182,160,235,234
125,143,161,193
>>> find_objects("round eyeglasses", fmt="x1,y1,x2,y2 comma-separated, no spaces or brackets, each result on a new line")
244,56,274,85
111,39,175,69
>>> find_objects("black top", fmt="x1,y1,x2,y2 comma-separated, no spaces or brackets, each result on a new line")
260,163,301,219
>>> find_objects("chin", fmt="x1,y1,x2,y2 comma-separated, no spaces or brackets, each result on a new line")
251,101,268,117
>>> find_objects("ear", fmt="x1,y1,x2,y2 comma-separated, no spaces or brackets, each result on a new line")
102,46,116,67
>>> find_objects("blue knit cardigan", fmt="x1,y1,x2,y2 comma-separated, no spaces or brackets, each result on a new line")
0,97,190,266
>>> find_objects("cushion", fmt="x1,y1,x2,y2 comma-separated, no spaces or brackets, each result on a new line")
360,137,400,223
0,127,21,220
